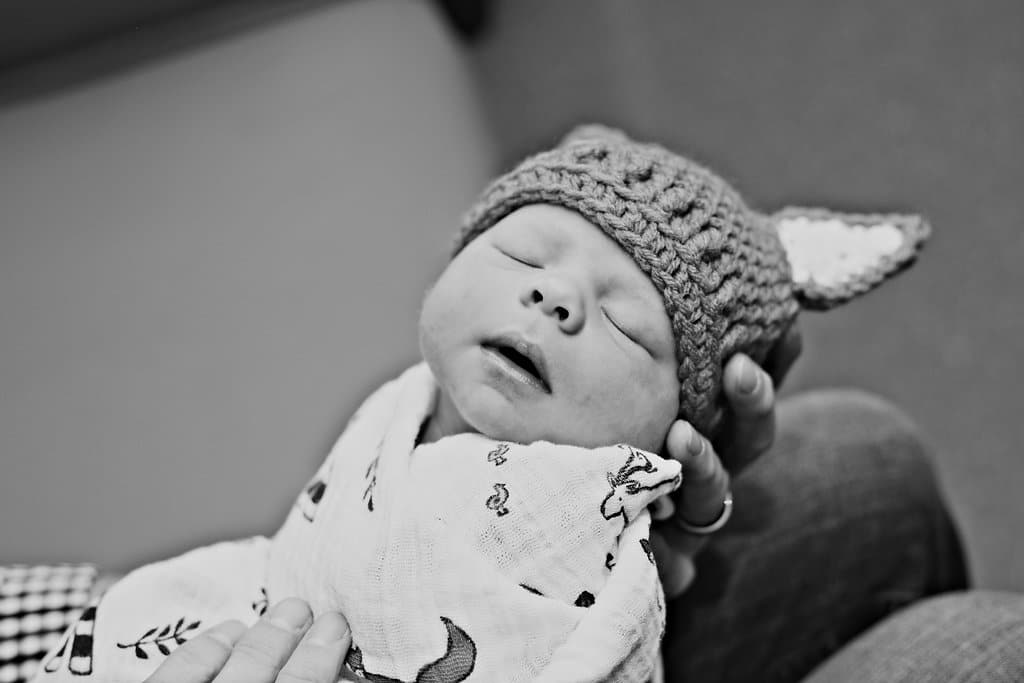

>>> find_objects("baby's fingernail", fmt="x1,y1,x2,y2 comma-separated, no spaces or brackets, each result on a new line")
267,599,312,631
306,612,350,645
737,357,760,394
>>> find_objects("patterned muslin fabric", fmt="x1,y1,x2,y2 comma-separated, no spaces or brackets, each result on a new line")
32,363,681,683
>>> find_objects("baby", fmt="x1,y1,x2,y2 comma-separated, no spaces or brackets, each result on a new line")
33,125,929,683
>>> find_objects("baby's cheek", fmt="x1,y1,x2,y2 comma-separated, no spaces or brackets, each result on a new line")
570,388,642,445
611,373,678,450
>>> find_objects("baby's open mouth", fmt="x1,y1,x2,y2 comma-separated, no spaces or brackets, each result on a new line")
483,339,551,393
498,346,542,380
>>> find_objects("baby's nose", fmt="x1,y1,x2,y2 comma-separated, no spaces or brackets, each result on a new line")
529,280,584,333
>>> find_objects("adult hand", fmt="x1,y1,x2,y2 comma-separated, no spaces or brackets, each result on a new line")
649,323,802,597
144,598,350,683
715,322,802,475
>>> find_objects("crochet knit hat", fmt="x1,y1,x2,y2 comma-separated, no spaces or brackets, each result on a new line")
454,125,930,437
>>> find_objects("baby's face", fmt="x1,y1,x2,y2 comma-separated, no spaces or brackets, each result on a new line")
419,204,680,453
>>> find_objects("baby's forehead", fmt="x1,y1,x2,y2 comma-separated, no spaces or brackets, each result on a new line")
507,206,660,283
485,206,674,331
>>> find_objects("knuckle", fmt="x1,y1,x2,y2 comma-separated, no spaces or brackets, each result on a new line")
233,634,272,658
276,642,341,683
661,555,696,599
731,411,775,453
227,635,282,672
175,645,221,673
748,415,777,452
278,667,327,683
750,431,776,455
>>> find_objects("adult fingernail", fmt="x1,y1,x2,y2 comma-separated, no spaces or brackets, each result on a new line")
737,356,760,394
267,599,312,631
686,426,703,456
306,612,350,645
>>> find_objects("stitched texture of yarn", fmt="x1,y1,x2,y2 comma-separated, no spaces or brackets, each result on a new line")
454,126,800,437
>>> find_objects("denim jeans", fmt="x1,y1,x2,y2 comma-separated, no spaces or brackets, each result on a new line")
662,388,988,683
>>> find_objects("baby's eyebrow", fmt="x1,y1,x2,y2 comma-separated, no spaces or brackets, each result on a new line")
503,220,559,251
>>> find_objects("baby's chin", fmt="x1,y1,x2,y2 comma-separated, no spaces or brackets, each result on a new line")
466,410,649,451
456,404,565,446
440,382,666,451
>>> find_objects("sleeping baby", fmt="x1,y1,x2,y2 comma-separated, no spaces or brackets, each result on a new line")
33,125,929,683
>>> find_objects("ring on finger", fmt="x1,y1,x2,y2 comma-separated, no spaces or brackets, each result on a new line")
674,490,733,535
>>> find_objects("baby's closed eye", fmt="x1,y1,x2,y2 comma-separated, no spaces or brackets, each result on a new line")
602,307,650,353
497,246,542,268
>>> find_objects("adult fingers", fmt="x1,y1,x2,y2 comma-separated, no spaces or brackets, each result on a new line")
763,322,803,389
665,420,731,529
717,354,776,475
144,620,246,683
648,529,699,600
212,598,313,682
276,611,351,683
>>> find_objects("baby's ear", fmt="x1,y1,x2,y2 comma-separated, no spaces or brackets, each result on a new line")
772,207,931,310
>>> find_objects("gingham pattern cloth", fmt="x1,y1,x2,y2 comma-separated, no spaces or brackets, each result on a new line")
0,565,97,683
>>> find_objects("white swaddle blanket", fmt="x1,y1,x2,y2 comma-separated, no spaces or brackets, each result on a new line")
34,363,682,683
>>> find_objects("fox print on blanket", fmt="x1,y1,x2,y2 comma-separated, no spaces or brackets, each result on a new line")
601,445,682,527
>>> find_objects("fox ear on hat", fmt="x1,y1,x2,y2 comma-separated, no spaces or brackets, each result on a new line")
559,123,633,146
771,207,931,311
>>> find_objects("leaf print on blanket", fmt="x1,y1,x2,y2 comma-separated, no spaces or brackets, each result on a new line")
345,617,476,683
297,456,334,522
364,454,380,512
116,617,201,660
252,586,269,616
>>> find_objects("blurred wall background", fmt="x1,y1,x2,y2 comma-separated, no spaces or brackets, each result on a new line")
467,0,1024,592
0,0,495,570
2,0,1022,593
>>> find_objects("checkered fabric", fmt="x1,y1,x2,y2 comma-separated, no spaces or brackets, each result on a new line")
0,566,97,683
